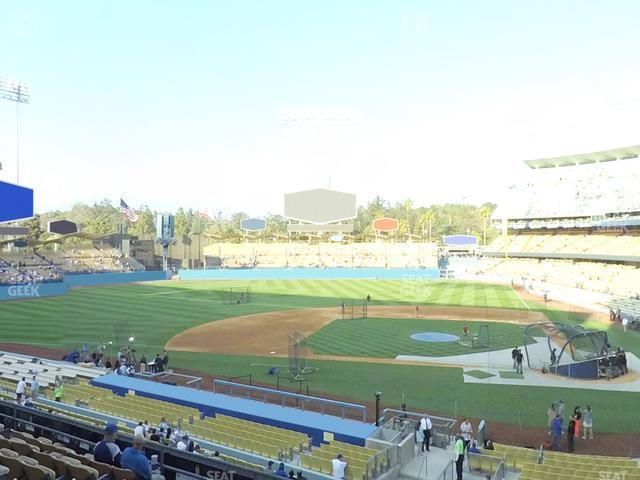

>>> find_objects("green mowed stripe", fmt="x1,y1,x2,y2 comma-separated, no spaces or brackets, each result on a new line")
3,278,639,434
306,317,528,358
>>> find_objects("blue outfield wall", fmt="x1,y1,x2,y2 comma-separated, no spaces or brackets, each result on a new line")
92,374,377,447
0,282,69,301
179,267,440,281
63,270,170,287
0,271,170,301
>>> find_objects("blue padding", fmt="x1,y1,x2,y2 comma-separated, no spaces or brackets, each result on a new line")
0,181,33,222
179,267,440,281
0,282,68,301
64,271,169,287
92,374,376,446
551,359,599,379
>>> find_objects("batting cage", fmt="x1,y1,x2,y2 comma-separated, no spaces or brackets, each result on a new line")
458,324,490,349
523,322,611,379
218,287,252,304
339,300,369,320
288,330,314,381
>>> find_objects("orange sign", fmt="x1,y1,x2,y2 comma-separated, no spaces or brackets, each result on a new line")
373,217,399,232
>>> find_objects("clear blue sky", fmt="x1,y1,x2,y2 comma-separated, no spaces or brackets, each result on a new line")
1,0,639,215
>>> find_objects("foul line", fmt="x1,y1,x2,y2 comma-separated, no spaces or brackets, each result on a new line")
511,286,531,311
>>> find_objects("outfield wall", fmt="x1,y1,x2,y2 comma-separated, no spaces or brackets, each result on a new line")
63,270,169,287
0,271,170,302
0,282,69,301
179,267,440,281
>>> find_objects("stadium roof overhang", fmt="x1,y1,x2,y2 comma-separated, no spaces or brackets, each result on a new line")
524,144,640,169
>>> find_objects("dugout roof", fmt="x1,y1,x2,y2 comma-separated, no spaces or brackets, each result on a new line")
525,144,640,169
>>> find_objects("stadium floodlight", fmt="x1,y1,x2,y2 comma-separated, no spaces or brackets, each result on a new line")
0,76,30,184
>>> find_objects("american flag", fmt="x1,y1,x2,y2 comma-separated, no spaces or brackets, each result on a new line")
119,199,139,222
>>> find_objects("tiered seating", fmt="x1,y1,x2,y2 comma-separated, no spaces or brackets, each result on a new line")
58,382,198,426
520,451,640,480
0,428,138,480
480,442,538,471
187,413,309,461
206,242,438,269
301,440,380,480
55,382,310,463
473,256,640,297
481,443,640,479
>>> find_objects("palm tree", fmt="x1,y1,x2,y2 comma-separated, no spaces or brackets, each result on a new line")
479,204,493,246
419,209,436,242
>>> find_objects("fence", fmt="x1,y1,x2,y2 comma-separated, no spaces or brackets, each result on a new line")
212,379,367,421
378,408,457,447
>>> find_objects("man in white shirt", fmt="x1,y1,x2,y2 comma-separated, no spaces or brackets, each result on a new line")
16,377,26,401
420,416,432,452
622,317,629,333
460,419,473,451
331,454,347,480
134,421,145,438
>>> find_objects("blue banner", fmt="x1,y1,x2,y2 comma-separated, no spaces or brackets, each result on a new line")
0,181,34,222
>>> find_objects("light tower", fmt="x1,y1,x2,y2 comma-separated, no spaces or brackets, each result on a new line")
0,76,30,184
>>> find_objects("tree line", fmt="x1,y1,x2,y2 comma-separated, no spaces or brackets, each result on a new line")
22,198,497,244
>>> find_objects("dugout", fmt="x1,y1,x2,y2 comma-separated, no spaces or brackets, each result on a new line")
523,322,612,380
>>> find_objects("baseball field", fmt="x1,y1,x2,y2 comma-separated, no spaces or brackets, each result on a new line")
1,278,638,434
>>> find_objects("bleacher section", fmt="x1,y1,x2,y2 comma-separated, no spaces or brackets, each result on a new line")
478,443,640,480
493,154,640,222
203,242,438,269
486,233,640,257
36,378,382,479
0,351,104,392
472,256,640,297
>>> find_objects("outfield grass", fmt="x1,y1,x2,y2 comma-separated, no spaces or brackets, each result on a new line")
1,278,640,433
306,317,528,358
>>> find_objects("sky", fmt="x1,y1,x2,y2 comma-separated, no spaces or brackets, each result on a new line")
1,0,640,216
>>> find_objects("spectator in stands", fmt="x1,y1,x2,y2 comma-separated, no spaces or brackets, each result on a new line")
551,415,562,451
582,405,594,440
122,435,165,480
94,422,122,466
275,463,288,478
15,377,26,401
454,435,465,480
622,317,629,333
420,416,432,452
567,416,576,453
143,420,150,436
331,454,347,480
149,428,161,442
30,375,40,400
460,419,473,450
176,435,188,451
134,421,145,437
264,461,275,473
159,417,169,433
54,382,63,402
140,353,147,373
105,358,113,370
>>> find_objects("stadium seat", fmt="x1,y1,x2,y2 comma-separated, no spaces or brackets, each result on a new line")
111,466,138,480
